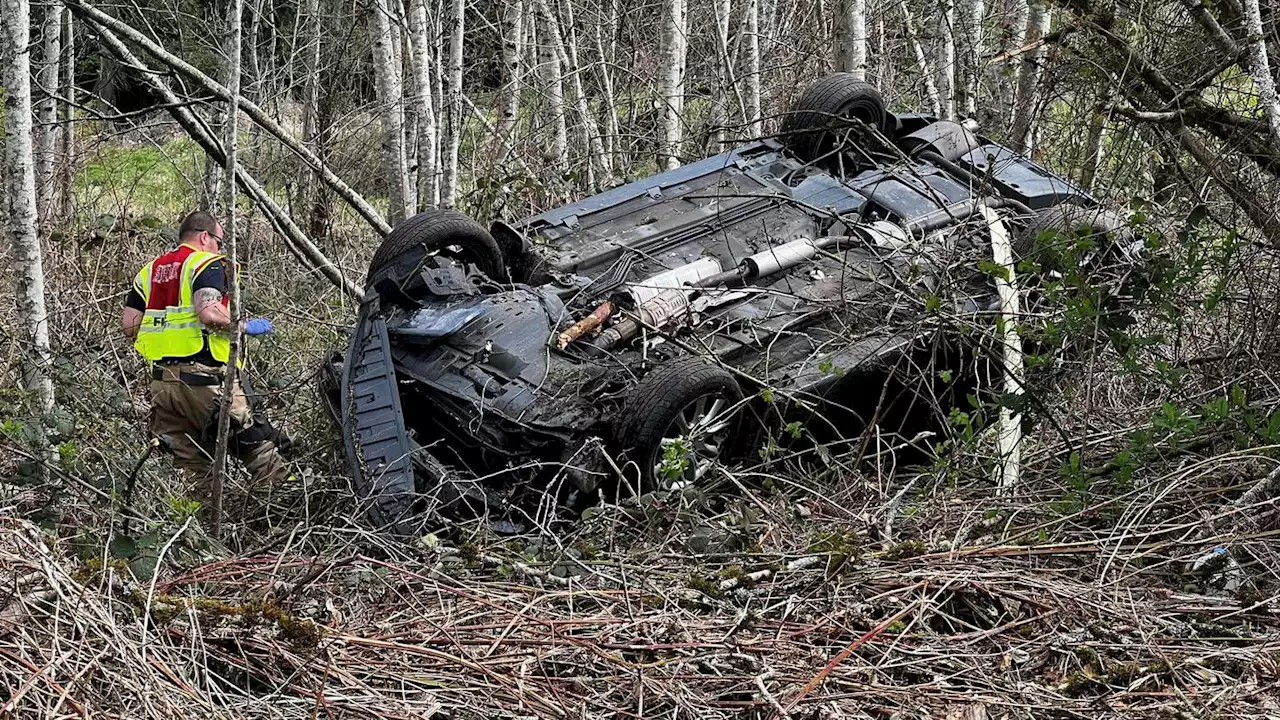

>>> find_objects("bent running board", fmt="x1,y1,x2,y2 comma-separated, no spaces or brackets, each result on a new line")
340,296,421,536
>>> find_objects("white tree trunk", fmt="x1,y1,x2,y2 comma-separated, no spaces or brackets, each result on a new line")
300,0,322,212
745,0,762,137
441,0,465,207
960,0,984,116
1009,0,1051,152
496,0,524,166
1078,109,1108,191
834,0,866,80
408,0,439,206
537,11,568,169
559,0,610,184
2,0,55,419
659,0,687,169
592,5,620,164
35,0,62,226
1243,0,1280,153
59,6,75,219
899,0,942,116
708,0,733,148
937,0,957,120
368,0,411,223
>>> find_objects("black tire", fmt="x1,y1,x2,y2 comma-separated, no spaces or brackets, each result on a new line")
614,356,745,493
1012,204,1134,269
366,209,507,291
781,74,889,163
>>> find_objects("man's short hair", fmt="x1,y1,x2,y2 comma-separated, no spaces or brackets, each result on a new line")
178,210,219,240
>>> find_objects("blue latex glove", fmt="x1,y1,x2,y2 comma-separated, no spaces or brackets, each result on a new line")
244,318,273,336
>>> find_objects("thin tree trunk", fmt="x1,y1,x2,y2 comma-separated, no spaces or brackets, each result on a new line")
708,0,733,148
959,0,984,116
745,0,762,137
496,0,524,166
1078,108,1108,192
560,0,610,184
1242,0,1280,152
58,6,75,219
300,0,322,223
397,0,418,210
67,0,393,235
2,0,56,422
408,0,439,205
834,0,866,80
991,0,1027,125
35,0,63,227
659,0,686,168
368,0,411,224
210,0,245,537
1008,0,1051,152
441,0,465,207
900,0,942,116
537,10,569,169
937,0,957,120
592,7,620,165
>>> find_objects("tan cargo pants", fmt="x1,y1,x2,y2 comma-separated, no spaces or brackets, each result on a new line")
149,362,290,513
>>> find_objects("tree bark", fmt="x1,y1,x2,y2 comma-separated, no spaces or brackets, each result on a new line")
496,0,524,166
65,0,392,235
1078,107,1108,191
835,0,867,80
368,0,411,224
2,0,56,421
559,0,610,184
659,0,687,168
937,0,957,120
536,9,569,170
35,0,63,227
1008,0,1051,152
592,2,620,164
441,0,465,207
959,0,985,116
300,0,323,224
408,0,439,206
708,0,734,148
745,0,762,137
58,5,75,219
1241,0,1280,152
210,0,246,537
900,0,942,116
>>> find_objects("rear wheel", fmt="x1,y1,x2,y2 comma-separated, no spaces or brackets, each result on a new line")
614,356,745,493
366,209,507,299
781,74,889,163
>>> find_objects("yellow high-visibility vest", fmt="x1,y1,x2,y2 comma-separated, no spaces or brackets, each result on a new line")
133,249,232,364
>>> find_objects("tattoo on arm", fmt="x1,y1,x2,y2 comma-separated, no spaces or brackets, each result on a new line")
193,287,223,310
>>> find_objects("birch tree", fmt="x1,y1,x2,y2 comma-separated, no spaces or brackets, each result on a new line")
59,6,75,218
834,0,866,80
495,0,524,166
1008,0,1051,152
659,0,687,168
707,0,734,148
745,0,762,137
1242,0,1280,153
2,0,56,419
368,0,412,223
900,0,942,116
441,0,465,207
300,0,323,225
35,0,63,226
937,0,957,120
958,0,984,116
593,0,620,163
536,9,568,170
408,0,439,206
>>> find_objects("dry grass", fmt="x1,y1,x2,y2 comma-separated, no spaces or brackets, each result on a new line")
2,443,1278,720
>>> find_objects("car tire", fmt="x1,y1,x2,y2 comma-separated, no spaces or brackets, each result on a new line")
1012,204,1134,269
614,356,745,493
781,73,889,163
366,208,507,292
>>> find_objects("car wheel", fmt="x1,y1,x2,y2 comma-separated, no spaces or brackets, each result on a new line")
1012,204,1136,272
614,356,745,493
366,208,507,295
781,73,889,163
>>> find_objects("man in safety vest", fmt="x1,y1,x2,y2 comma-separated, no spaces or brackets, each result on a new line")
121,210,292,516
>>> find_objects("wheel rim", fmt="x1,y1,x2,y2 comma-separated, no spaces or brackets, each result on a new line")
650,393,736,489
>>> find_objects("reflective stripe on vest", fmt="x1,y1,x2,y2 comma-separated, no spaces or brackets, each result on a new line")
133,249,231,364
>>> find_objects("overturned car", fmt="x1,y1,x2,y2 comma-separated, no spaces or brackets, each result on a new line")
321,74,1143,535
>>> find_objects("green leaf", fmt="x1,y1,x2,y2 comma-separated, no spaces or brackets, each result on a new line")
109,534,137,558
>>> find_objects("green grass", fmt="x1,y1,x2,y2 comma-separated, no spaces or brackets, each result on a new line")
77,136,207,218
